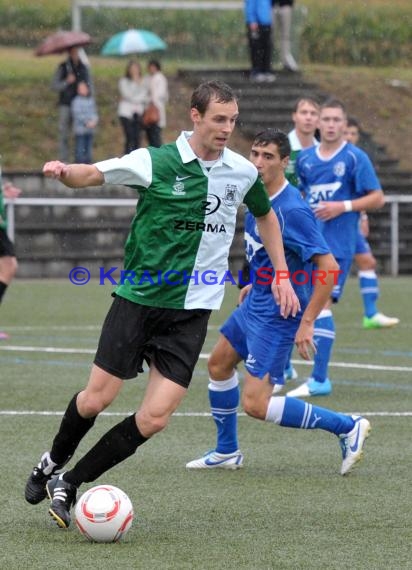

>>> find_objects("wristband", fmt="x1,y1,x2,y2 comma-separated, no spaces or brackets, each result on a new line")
343,200,353,212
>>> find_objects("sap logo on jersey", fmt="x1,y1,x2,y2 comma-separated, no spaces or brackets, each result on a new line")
308,182,341,206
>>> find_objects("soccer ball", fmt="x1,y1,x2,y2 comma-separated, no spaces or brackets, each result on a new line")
75,484,134,542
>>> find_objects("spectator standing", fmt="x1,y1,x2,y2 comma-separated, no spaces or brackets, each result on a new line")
0,159,21,340
51,47,91,162
71,82,99,164
272,0,299,72
245,0,275,82
118,60,148,154
144,60,169,147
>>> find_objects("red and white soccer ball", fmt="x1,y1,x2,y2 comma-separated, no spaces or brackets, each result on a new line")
75,484,134,543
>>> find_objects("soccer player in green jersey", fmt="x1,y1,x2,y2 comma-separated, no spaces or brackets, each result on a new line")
25,80,300,529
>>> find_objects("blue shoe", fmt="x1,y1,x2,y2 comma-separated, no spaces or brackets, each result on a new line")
339,416,371,475
286,377,332,398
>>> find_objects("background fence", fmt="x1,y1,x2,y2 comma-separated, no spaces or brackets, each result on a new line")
6,194,412,278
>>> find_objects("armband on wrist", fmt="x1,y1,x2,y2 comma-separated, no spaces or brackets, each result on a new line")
343,200,353,212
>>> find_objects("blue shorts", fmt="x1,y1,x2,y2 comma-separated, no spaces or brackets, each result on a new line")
355,230,371,255
331,257,353,303
220,296,299,385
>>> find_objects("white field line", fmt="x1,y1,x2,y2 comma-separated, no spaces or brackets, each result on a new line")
1,344,412,373
1,410,412,417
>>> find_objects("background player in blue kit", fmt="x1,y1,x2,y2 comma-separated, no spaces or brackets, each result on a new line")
186,129,371,475
288,99,385,398
344,117,399,330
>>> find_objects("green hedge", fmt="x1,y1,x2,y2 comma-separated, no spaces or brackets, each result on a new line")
0,4,411,66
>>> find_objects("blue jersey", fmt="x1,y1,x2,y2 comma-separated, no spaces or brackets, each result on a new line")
297,141,381,259
244,181,330,315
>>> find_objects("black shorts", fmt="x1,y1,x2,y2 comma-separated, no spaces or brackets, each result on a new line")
0,228,15,257
94,295,211,388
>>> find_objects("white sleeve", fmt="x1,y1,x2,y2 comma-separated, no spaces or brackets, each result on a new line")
95,148,153,188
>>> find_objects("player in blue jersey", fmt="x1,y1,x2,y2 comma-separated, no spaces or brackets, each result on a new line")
186,129,371,474
287,99,385,398
344,117,399,329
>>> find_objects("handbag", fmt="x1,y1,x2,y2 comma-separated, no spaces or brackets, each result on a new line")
142,103,160,127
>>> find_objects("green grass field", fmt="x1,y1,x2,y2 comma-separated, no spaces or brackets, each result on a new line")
1,278,411,569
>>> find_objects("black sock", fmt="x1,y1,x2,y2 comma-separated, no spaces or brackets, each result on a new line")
0,281,7,303
63,415,148,487
50,393,96,466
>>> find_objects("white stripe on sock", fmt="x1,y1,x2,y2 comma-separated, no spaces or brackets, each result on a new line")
301,403,312,428
208,371,239,392
314,328,336,339
317,309,332,319
265,396,286,424
358,270,377,279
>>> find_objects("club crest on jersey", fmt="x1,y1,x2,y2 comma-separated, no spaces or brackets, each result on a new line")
172,181,186,196
223,184,237,207
333,161,346,177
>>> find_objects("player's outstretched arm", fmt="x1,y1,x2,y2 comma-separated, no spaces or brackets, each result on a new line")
43,161,104,188
294,252,339,360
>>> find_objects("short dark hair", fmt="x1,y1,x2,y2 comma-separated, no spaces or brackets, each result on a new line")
346,116,360,129
252,129,291,159
148,59,161,71
190,81,237,115
293,96,320,113
321,97,347,115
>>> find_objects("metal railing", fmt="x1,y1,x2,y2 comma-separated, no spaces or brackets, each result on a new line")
5,194,412,276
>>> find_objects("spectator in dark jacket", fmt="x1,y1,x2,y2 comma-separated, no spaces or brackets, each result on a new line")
51,47,91,162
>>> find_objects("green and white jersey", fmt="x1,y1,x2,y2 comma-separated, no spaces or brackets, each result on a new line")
96,131,271,310
285,129,318,187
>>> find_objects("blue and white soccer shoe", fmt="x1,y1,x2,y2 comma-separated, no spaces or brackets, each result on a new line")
339,415,371,475
186,449,244,470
